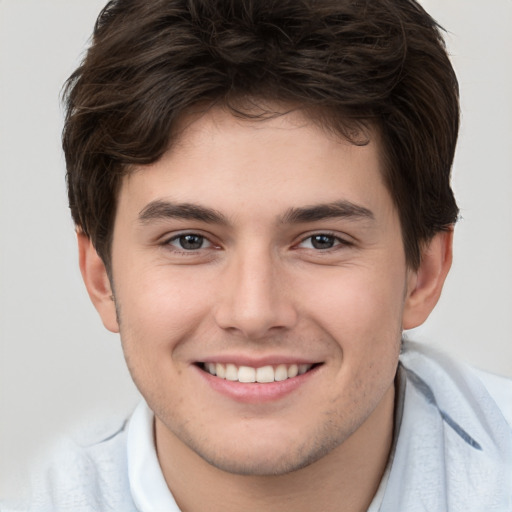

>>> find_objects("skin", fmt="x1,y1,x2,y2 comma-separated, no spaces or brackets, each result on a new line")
79,106,452,512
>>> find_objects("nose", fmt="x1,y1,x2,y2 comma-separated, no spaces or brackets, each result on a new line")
213,246,298,340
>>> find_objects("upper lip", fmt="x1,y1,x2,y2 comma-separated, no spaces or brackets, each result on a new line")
195,355,321,367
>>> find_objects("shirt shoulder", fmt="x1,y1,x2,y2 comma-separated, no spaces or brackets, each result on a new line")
387,341,512,511
5,413,139,512
399,341,512,446
470,366,512,428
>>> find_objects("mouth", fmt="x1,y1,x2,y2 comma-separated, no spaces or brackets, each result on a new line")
197,362,320,383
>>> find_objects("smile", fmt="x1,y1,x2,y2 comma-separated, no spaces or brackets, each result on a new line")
200,362,314,383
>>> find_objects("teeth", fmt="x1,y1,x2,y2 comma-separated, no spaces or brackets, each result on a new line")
204,362,313,382
298,364,309,375
225,363,238,381
216,363,226,379
287,364,298,378
238,366,256,383
256,366,274,383
274,364,288,382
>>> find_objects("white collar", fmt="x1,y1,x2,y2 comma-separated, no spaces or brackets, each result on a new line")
127,401,181,512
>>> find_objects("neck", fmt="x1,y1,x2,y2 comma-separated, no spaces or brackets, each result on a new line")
156,383,395,512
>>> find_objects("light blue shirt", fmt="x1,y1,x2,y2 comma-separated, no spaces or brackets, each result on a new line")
4,342,512,511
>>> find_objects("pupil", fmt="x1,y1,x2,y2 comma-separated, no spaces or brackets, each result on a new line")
180,235,203,250
312,235,334,249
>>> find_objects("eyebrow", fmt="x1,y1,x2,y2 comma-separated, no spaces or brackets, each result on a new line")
280,201,374,224
138,200,228,225
138,199,374,226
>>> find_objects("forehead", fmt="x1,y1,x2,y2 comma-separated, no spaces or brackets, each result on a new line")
117,106,392,224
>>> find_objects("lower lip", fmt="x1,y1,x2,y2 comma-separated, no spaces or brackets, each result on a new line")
194,365,321,404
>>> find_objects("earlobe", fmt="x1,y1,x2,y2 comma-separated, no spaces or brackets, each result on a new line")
77,232,120,333
402,229,453,330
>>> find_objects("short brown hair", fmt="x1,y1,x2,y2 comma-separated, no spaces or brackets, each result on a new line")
63,0,459,270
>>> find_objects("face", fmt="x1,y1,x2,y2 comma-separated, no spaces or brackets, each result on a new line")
106,107,414,475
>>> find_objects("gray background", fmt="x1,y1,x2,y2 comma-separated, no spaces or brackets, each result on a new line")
1,0,511,500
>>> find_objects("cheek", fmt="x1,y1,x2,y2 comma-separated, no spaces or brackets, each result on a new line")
299,264,405,359
116,266,214,358
115,269,211,405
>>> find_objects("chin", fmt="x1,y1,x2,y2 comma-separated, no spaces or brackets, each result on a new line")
188,429,346,477
200,450,316,477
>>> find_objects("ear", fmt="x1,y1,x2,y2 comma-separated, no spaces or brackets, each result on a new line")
77,232,119,333
402,229,453,330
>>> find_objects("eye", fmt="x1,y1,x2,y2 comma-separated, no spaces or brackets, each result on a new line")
298,234,346,250
167,233,212,251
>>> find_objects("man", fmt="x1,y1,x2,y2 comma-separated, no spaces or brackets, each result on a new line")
7,0,512,510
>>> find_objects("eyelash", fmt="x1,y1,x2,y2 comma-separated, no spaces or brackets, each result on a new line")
165,233,214,252
296,232,352,251
163,231,351,253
